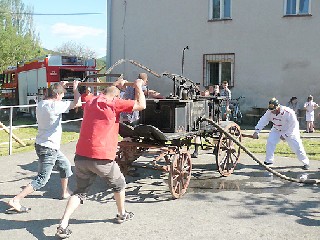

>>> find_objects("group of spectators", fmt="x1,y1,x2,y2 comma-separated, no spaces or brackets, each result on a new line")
201,80,232,121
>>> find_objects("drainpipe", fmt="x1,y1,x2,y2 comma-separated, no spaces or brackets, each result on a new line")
106,0,112,71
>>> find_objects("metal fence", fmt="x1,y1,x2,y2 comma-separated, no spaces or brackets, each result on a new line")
0,104,81,155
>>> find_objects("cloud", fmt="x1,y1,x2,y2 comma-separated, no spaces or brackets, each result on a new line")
97,47,107,58
51,22,105,39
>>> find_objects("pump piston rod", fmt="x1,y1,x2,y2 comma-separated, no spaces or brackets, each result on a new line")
65,81,134,87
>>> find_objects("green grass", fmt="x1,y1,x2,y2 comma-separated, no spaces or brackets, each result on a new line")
242,135,320,160
0,120,79,156
1,120,319,160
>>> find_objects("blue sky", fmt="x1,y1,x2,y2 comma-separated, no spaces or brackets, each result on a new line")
23,0,107,58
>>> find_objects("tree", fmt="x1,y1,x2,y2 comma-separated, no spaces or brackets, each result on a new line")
0,0,44,71
96,57,106,73
55,41,97,59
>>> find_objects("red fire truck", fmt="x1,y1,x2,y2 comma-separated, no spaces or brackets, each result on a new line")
0,54,96,119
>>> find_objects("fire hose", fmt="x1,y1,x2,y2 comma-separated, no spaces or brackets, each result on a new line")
203,118,320,185
105,59,162,78
69,59,162,87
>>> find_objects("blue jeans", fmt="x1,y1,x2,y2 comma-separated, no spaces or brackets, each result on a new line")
30,144,73,190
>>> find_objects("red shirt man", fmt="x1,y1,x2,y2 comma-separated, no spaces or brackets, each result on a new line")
56,79,146,238
76,95,134,160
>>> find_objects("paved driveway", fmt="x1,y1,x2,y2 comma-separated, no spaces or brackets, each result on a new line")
0,141,319,240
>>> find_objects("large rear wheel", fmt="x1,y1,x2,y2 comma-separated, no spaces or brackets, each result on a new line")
216,122,241,176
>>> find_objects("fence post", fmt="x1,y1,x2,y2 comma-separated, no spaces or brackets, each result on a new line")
9,106,13,155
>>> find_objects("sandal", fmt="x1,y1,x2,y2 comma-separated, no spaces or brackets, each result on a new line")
55,225,72,239
115,211,134,224
5,206,31,214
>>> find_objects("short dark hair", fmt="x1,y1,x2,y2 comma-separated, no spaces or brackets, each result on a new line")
290,96,297,102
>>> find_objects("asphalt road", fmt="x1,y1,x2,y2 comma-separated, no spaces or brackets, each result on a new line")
0,141,319,240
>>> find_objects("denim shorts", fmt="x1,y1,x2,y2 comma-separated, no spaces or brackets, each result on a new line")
30,144,73,190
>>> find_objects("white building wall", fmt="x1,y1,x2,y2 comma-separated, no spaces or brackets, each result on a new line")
108,0,320,116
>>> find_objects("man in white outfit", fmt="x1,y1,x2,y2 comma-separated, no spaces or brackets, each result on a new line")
252,98,310,170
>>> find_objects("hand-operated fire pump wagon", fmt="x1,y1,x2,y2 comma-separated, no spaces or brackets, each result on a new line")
117,73,242,198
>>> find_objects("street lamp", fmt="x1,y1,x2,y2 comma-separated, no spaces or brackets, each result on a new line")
181,46,189,76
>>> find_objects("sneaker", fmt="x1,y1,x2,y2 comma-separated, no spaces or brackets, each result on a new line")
55,225,72,239
263,161,273,166
302,164,310,170
299,173,309,180
115,211,134,224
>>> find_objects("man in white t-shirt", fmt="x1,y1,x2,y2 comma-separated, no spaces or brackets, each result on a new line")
6,81,82,214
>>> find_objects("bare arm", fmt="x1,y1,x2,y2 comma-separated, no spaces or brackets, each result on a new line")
144,89,164,99
132,79,146,111
70,80,82,109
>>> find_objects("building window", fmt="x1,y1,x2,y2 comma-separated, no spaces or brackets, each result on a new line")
284,0,311,15
203,53,235,87
209,0,231,20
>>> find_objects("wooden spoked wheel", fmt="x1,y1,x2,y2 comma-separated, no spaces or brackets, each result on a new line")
115,145,145,175
168,151,192,199
216,123,241,176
